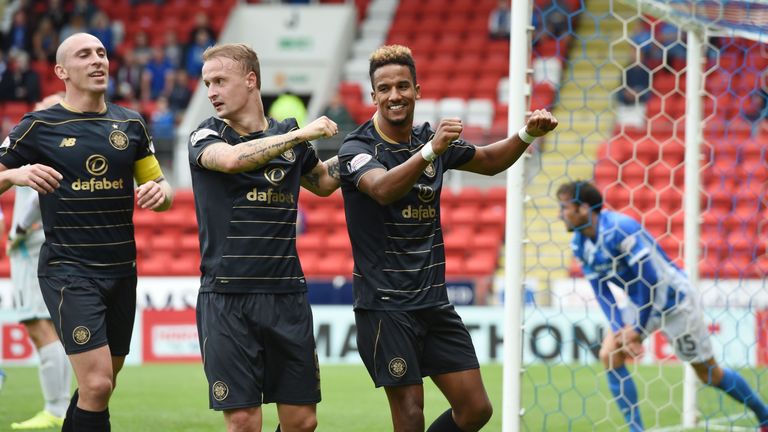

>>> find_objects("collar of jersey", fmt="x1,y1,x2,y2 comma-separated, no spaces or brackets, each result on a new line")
373,113,409,145
60,100,107,115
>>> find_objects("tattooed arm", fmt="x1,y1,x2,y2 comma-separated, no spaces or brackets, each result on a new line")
199,116,339,173
300,156,341,196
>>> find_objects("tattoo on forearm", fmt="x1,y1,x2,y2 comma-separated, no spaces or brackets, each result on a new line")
326,157,340,180
237,138,293,164
201,145,225,169
304,172,321,187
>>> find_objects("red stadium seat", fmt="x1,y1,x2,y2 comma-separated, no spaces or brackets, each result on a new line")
464,252,497,276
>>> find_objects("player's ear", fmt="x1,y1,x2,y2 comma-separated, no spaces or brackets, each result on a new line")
54,64,67,80
246,71,258,91
415,82,421,100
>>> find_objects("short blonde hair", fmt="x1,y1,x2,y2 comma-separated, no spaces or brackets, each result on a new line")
203,43,261,89
368,44,417,86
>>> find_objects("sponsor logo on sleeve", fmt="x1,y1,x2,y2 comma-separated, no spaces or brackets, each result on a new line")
190,128,219,146
347,154,372,173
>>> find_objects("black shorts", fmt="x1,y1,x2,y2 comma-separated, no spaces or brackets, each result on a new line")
355,304,480,388
196,292,321,410
39,275,137,356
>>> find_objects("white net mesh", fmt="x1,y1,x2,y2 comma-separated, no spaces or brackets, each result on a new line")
518,0,768,429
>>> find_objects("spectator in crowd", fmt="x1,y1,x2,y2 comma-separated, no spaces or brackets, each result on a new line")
322,90,356,133
58,14,87,43
0,0,30,37
616,61,650,105
546,9,569,39
88,11,114,56
71,0,99,24
162,29,182,68
742,89,768,124
41,0,68,33
0,50,40,103
30,15,58,62
269,90,307,126
142,45,173,100
184,28,212,80
114,50,144,101
130,30,152,64
488,0,511,40
2,9,31,53
186,12,215,48
150,96,175,167
167,69,192,116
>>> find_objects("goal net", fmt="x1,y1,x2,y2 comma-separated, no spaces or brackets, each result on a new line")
515,0,768,430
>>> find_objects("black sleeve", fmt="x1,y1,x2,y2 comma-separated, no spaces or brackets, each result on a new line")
0,115,39,168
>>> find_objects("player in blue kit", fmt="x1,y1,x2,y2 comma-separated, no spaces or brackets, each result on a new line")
339,45,557,432
557,181,768,432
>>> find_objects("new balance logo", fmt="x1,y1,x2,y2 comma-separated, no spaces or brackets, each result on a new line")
59,138,76,147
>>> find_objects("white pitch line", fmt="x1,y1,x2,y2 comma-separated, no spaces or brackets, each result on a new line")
649,413,755,432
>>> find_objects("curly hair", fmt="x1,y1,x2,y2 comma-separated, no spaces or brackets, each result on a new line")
368,44,417,87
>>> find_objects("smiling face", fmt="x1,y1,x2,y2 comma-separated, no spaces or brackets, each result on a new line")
370,63,420,128
55,33,109,95
202,56,256,120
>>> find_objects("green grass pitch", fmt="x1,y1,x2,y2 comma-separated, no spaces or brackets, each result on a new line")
0,363,764,431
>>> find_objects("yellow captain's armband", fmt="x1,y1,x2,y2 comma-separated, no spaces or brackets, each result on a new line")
134,155,163,184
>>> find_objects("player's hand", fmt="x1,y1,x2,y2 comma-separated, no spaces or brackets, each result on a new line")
524,109,559,137
136,180,166,210
432,118,463,155
617,326,644,358
298,116,339,141
6,223,39,254
8,164,62,194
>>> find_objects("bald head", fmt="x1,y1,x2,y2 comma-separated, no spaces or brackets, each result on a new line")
56,33,104,65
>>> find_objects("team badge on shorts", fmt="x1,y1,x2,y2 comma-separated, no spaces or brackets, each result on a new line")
108,130,129,150
388,357,407,378
212,381,229,401
281,148,296,162
72,326,91,345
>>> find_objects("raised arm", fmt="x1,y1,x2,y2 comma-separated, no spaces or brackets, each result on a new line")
458,109,558,175
357,119,462,205
301,156,341,196
199,116,338,174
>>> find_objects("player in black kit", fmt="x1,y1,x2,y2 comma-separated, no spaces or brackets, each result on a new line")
0,33,173,432
189,43,340,432
339,45,558,432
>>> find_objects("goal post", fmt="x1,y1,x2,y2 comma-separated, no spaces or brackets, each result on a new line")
502,0,768,430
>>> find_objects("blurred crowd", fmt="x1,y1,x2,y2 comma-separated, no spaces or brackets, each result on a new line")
0,0,213,168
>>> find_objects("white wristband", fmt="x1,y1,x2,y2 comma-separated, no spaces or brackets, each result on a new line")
420,141,437,162
518,127,536,144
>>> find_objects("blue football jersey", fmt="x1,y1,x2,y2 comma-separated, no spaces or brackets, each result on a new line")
571,210,690,332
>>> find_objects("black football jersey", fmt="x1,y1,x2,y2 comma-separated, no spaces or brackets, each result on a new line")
339,119,475,310
188,116,319,293
0,103,157,277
